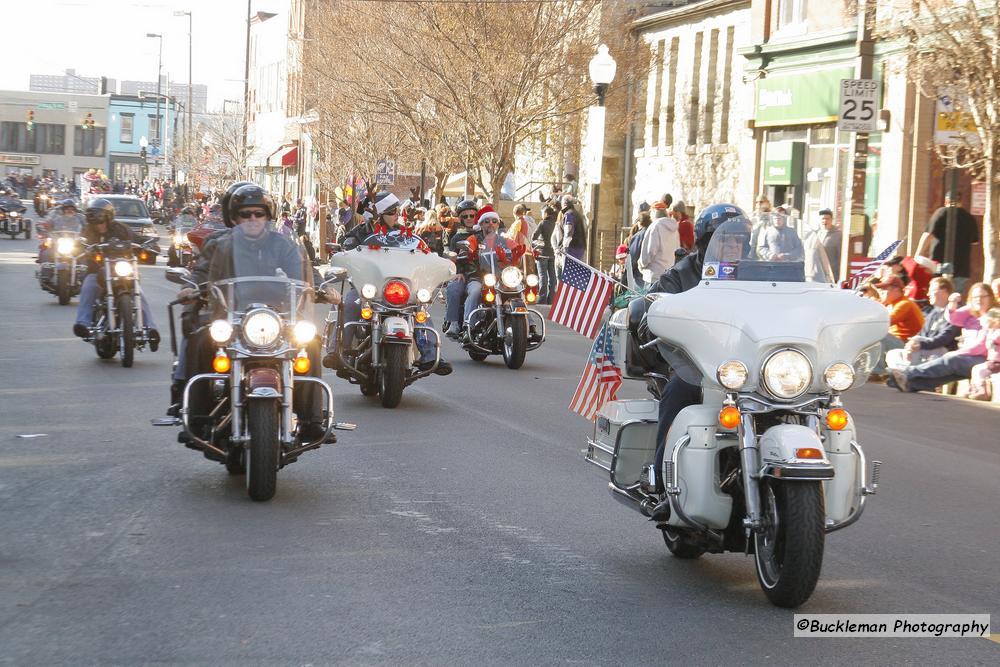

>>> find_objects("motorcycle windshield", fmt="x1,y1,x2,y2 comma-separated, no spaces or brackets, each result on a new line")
702,215,835,284
222,225,310,318
360,228,422,250
476,233,516,274
176,215,198,229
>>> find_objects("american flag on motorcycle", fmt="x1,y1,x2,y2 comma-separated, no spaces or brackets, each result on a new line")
846,239,904,288
569,323,622,420
550,254,615,339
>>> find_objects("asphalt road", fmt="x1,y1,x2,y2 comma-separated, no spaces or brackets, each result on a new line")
1,235,998,665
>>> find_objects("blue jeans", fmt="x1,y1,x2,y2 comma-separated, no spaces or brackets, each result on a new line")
329,287,438,363
899,351,986,392
536,257,556,304
445,276,483,323
75,273,157,330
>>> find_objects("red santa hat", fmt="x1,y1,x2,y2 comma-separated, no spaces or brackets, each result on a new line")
475,205,500,226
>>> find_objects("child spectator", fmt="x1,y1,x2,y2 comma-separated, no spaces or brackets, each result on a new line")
968,307,1000,401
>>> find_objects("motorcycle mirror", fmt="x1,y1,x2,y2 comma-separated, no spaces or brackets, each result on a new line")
166,267,193,286
325,242,342,255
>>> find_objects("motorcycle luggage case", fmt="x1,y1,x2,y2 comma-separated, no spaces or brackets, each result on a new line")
585,399,658,486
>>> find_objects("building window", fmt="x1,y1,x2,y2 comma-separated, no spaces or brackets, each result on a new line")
0,122,65,154
148,115,161,145
688,32,704,146
719,26,735,144
120,114,134,143
703,29,720,144
74,127,106,157
777,0,806,32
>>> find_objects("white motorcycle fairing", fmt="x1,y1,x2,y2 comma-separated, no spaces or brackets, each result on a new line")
330,246,456,302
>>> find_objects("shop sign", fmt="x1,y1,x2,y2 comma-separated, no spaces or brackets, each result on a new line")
756,66,856,127
0,153,41,166
970,181,986,216
36,102,66,110
763,141,804,186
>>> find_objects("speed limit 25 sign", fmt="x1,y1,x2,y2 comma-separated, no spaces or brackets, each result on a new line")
838,79,879,133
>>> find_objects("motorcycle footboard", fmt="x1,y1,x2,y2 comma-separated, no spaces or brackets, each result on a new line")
180,372,229,454
526,308,546,350
405,326,441,384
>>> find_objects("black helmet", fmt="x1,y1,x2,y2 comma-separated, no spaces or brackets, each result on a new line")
84,198,115,226
220,180,253,227
228,184,274,222
454,199,478,220
693,203,746,250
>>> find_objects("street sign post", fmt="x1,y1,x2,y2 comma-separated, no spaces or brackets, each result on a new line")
375,158,396,186
838,78,879,133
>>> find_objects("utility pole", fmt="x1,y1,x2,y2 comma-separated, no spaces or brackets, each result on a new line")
840,0,876,282
243,0,252,180
146,33,163,151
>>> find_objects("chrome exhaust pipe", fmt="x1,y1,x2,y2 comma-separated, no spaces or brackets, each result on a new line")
607,482,659,517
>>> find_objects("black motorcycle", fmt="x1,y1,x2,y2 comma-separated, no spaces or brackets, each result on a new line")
0,195,31,239
81,239,156,367
38,231,84,305
452,243,545,369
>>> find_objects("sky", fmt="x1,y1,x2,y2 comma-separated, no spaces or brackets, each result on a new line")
3,0,268,109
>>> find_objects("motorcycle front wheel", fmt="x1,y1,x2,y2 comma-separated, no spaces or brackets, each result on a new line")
502,316,528,369
56,270,71,305
379,344,406,408
117,293,135,368
246,399,279,501
754,479,825,608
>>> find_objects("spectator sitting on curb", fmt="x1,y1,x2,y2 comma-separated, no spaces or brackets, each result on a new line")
871,274,924,377
886,276,958,372
889,282,997,393
968,307,1000,401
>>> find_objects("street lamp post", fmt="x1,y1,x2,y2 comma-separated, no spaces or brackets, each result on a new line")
173,10,193,179
139,136,149,181
146,33,163,150
587,44,617,268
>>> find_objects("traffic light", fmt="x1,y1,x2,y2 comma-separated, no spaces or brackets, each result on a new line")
26,109,34,132
140,147,147,160
82,112,95,130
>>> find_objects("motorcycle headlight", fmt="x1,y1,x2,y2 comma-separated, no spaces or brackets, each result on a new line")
416,288,432,303
209,319,233,343
55,237,75,255
824,362,856,392
292,320,317,345
500,266,523,289
483,273,497,288
10,211,19,217
173,232,187,245
762,349,812,399
113,260,133,277
525,274,539,288
717,360,749,390
243,309,282,348
361,283,377,299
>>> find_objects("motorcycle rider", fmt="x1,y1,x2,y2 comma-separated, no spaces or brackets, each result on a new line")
443,199,482,337
628,203,747,520
324,191,452,375
175,184,335,441
38,199,84,270
72,198,160,350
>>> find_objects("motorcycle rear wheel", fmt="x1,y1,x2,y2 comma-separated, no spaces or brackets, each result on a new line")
246,399,279,501
754,479,825,608
379,344,407,409
502,317,528,369
117,294,135,368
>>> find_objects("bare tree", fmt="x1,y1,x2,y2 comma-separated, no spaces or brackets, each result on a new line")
198,108,248,189
882,0,1000,280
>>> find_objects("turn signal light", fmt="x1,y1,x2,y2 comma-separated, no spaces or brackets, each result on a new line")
139,251,148,261
415,310,428,324
795,447,824,460
293,350,311,374
212,350,231,373
718,405,741,429
826,408,848,431
484,290,496,303
43,238,52,248
94,253,103,262
526,290,537,304
360,307,373,320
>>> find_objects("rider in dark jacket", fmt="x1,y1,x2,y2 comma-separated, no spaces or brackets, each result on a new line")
72,198,159,348
630,203,746,521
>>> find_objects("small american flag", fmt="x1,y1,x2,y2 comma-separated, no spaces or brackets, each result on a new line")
569,323,622,420
847,239,904,289
550,254,616,339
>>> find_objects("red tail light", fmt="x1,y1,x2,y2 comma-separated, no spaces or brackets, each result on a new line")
383,280,410,306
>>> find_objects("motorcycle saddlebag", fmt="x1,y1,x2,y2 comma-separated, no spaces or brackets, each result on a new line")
586,399,658,487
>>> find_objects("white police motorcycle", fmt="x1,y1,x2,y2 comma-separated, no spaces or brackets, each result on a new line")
585,216,888,607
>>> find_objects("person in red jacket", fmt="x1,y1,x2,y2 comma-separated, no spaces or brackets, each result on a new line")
672,200,693,251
